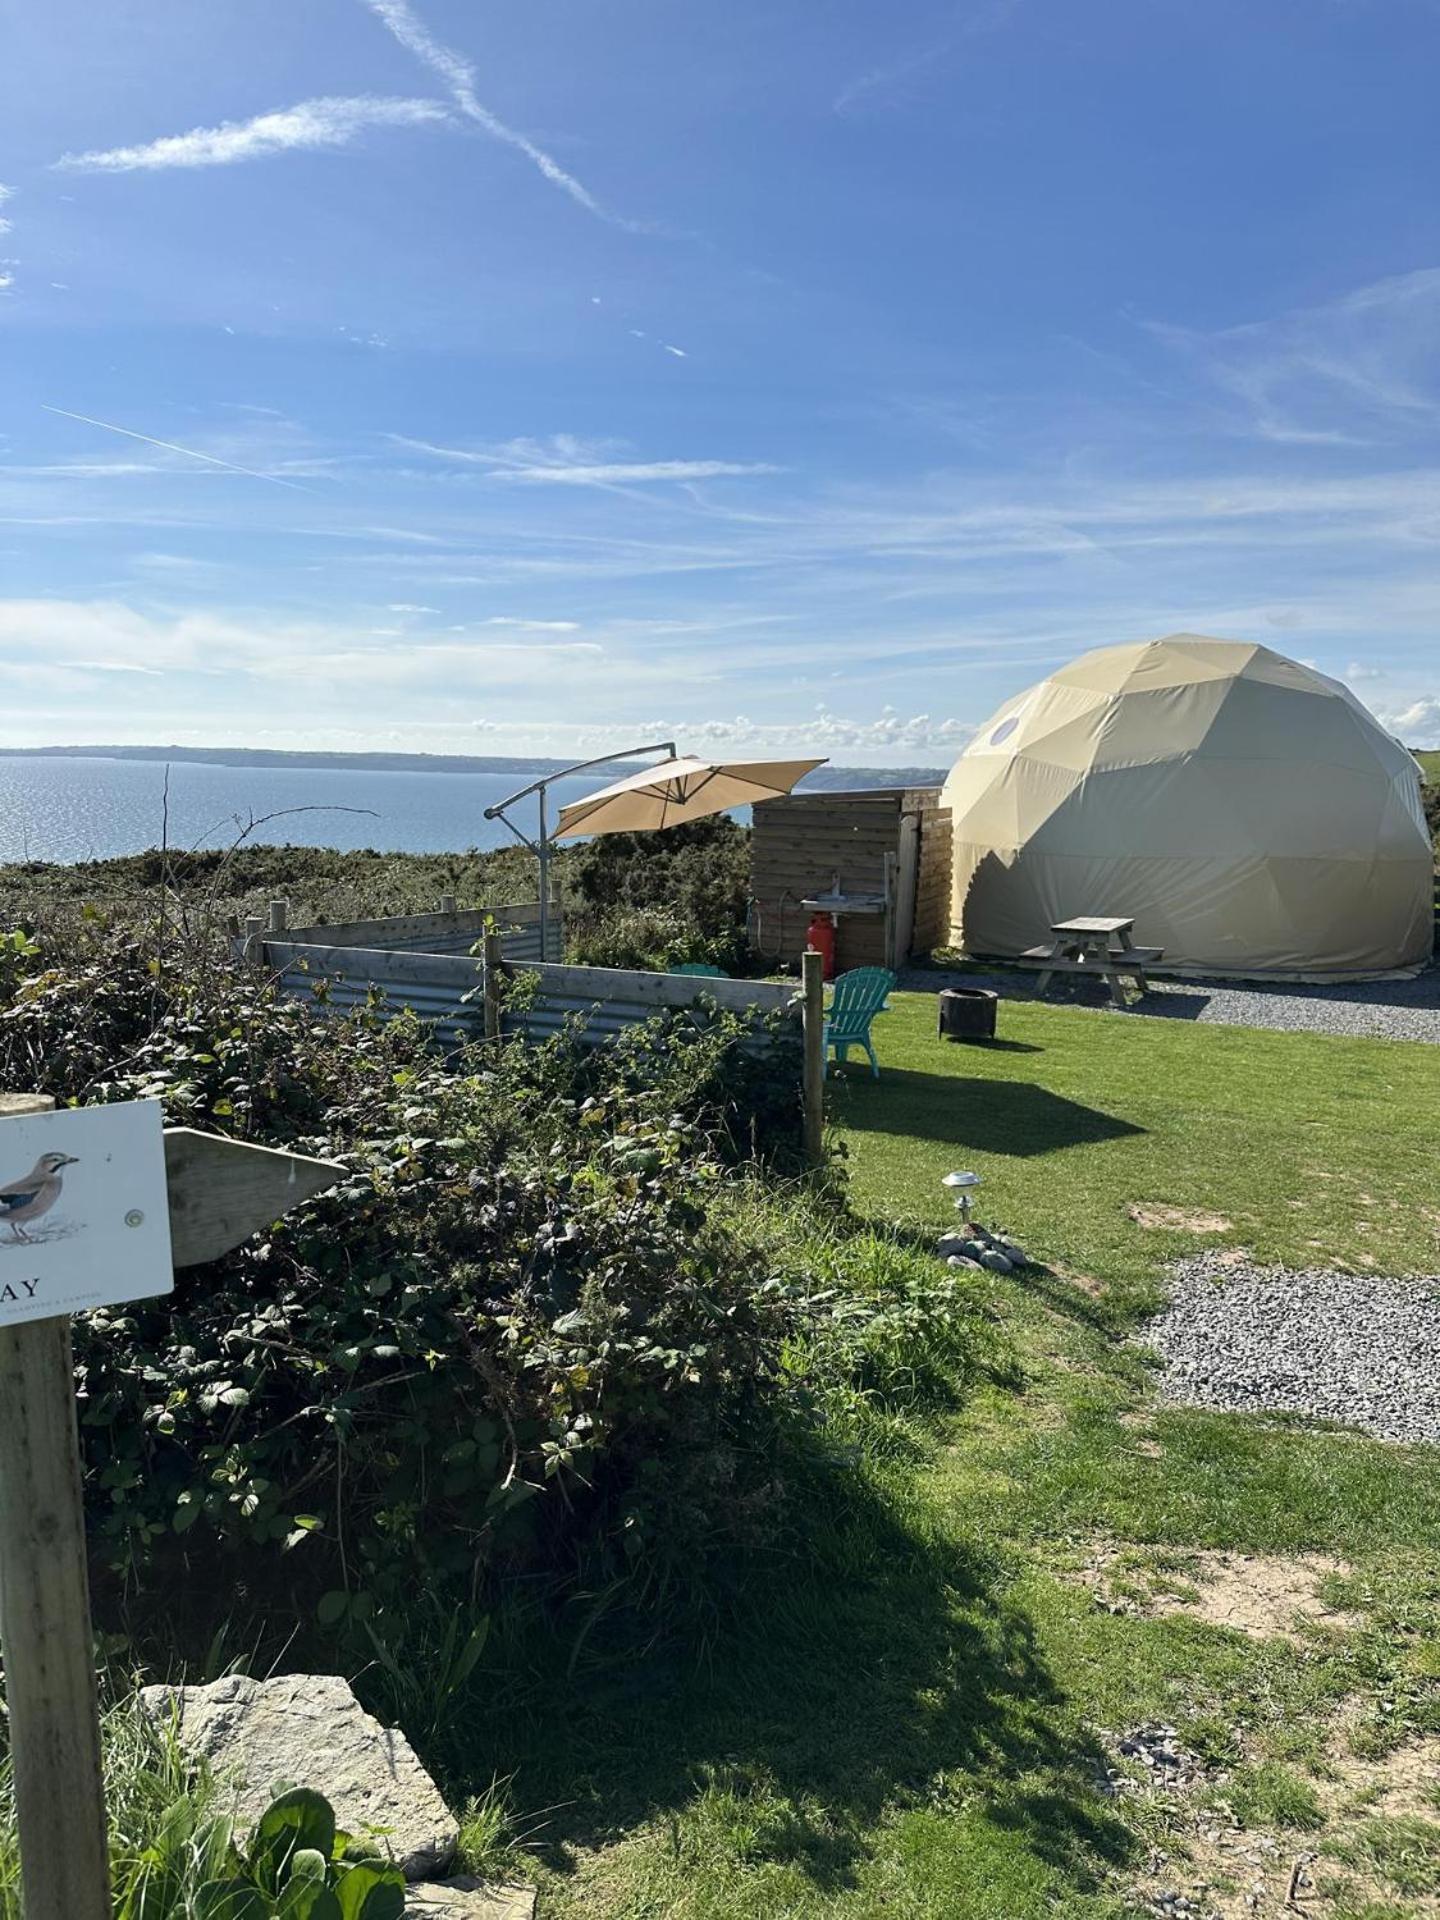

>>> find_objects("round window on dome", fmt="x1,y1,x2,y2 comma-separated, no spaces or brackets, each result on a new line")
989,715,1020,746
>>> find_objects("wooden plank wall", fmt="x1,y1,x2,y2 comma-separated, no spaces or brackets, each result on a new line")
750,791,901,969
750,787,953,967
909,793,954,953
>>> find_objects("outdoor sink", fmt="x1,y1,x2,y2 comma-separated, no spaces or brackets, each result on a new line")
801,891,885,915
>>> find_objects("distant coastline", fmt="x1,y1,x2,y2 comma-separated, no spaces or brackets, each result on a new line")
0,745,946,789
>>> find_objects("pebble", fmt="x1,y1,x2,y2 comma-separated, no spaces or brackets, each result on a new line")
935,1224,1030,1274
1145,1254,1440,1444
1107,1723,1207,1793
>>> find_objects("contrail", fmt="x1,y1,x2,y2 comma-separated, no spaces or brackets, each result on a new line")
362,0,639,228
40,405,312,491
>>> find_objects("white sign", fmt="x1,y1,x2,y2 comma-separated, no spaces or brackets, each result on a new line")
0,1100,173,1325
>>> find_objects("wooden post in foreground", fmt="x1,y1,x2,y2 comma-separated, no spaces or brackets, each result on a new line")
242,914,265,968
0,1102,340,1920
267,898,288,934
0,1093,112,1920
802,949,825,1169
482,928,504,1042
439,892,458,916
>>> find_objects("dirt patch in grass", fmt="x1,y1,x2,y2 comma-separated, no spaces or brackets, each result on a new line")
1127,1736,1440,1917
1326,1727,1440,1821
1074,1547,1361,1642
1127,1202,1235,1234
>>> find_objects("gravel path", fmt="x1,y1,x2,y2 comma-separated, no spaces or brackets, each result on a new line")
1144,1253,1440,1445
902,964,1440,1044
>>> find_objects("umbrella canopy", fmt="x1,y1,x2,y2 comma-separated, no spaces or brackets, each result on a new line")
554,755,826,840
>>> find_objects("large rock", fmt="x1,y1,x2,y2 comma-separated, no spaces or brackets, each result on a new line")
139,1673,457,1879
407,1881,536,1919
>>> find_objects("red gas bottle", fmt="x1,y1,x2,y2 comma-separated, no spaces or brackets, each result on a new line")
806,914,837,981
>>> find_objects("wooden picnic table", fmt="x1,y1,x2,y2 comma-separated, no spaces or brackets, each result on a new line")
1019,916,1163,1006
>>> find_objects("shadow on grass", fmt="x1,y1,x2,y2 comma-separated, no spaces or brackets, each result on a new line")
937,1036,1046,1055
836,1069,1146,1157
458,1446,1136,1905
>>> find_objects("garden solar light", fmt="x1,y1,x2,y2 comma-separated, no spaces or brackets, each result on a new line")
942,1169,982,1221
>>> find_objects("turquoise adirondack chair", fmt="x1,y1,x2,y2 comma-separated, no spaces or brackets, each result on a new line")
824,966,896,1078
673,962,728,977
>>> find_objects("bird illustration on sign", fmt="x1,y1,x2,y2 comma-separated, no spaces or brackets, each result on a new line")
0,1152,79,1244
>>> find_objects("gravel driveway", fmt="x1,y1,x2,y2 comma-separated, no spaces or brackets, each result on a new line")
1143,1253,1440,1446
904,963,1440,1044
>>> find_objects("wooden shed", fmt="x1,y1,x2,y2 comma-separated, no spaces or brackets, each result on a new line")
749,787,952,972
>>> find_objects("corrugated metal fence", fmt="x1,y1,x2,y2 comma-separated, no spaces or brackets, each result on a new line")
253,919,797,1054
273,900,560,964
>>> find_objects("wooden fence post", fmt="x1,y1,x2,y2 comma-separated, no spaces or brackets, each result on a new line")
482,928,504,1042
267,898,288,934
439,893,457,916
0,1093,112,1920
802,948,825,1169
242,914,265,968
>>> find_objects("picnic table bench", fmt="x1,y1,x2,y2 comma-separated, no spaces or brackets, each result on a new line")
1018,916,1163,1005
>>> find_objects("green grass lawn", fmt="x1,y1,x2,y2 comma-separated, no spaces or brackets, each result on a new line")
830,993,1440,1310
478,997,1440,1918
1415,748,1439,784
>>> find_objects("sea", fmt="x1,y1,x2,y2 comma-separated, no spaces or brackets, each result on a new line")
0,755,633,865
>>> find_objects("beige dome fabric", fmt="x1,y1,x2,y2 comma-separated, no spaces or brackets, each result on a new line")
942,635,1434,977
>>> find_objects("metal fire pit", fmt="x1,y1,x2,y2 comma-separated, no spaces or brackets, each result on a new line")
938,986,998,1043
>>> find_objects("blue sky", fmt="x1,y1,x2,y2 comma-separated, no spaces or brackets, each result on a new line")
2,0,1439,762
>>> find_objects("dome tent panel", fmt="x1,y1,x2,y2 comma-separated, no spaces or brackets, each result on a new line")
1201,677,1390,776
940,634,1434,978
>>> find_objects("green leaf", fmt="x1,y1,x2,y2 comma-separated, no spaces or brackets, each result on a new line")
333,1862,406,1920
292,1514,323,1531
194,1882,272,1920
448,1615,491,1691
172,1491,203,1534
277,1877,343,1920
249,1788,337,1894
316,1589,350,1626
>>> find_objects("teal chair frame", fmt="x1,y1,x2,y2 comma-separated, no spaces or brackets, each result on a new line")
823,966,896,1078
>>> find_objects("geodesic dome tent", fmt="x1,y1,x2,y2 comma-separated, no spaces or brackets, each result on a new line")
941,635,1434,977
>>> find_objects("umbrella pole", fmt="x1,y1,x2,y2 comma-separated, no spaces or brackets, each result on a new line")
538,788,550,961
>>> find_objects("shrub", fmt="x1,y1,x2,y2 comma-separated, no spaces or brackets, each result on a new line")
0,910,994,1662
0,920,805,1642
568,817,752,972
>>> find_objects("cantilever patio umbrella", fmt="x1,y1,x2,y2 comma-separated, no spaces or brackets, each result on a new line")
484,747,827,962
553,754,826,840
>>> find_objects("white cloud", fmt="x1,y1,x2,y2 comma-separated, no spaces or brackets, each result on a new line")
644,706,972,756
0,183,13,237
40,406,308,490
504,460,778,487
1146,268,1440,446
385,602,440,614
393,434,778,486
362,0,629,224
1379,696,1440,748
476,616,581,631
834,1,1019,115
55,95,450,173
1343,660,1385,681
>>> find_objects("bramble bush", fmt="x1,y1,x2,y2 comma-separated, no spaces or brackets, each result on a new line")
0,918,808,1640
0,910,989,1662
567,816,752,973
